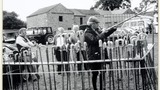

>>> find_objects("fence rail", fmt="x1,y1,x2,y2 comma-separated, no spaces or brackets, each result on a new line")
3,38,158,90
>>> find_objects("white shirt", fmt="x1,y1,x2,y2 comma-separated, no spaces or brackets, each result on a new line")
16,35,34,48
56,35,65,47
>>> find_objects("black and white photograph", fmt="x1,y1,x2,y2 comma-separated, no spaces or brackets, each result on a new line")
3,0,158,90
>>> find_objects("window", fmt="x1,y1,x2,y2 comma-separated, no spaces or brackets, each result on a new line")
80,17,83,25
130,22,137,26
138,21,144,26
122,22,129,28
105,22,112,24
68,28,71,30
47,27,52,33
59,16,63,22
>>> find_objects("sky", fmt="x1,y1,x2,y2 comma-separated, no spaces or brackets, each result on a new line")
3,0,142,21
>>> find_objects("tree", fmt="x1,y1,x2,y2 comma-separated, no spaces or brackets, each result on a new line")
133,0,157,13
93,0,131,10
90,6,95,10
133,7,142,14
3,11,26,29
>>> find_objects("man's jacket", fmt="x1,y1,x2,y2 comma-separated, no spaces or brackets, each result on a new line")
84,26,116,60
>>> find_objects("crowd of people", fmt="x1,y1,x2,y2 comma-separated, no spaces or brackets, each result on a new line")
52,16,117,90
10,16,117,90
6,15,149,90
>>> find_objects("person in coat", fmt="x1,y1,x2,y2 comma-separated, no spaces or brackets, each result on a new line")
84,16,117,90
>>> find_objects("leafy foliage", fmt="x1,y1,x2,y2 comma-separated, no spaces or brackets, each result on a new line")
133,0,157,13
93,0,131,10
3,11,26,29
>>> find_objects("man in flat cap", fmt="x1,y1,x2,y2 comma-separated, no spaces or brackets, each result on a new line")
16,28,39,81
84,16,117,90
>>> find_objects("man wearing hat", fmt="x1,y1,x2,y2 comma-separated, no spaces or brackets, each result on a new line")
16,28,39,81
84,16,117,90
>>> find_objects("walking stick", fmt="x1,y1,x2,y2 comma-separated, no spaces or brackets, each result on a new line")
107,40,115,90
69,44,74,73
28,48,36,90
66,43,71,90
130,37,138,90
51,46,57,90
5,54,14,90
137,39,154,90
126,44,134,90
115,39,121,90
70,43,75,90
73,43,78,90
118,39,124,90
67,33,73,90
134,40,141,89
13,51,24,90
83,42,91,90
102,42,107,90
78,40,85,90
114,38,120,90
38,44,48,90
34,45,40,90
60,45,65,90
99,40,104,90
123,35,129,74
22,50,29,90
46,42,52,90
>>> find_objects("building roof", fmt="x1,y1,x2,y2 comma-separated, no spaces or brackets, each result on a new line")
27,3,135,18
70,9,85,16
95,10,111,15
27,4,60,17
111,8,135,14
27,3,74,17
27,3,100,18
75,9,100,15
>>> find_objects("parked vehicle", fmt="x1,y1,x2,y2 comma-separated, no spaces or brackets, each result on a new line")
121,15,154,34
26,27,55,44
3,31,18,44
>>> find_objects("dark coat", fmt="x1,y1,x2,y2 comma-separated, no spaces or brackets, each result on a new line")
84,26,116,70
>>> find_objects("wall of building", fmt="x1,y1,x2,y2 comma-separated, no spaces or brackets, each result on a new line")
27,14,48,28
47,4,74,31
27,3,136,32
73,16,86,26
103,14,135,28
47,13,74,31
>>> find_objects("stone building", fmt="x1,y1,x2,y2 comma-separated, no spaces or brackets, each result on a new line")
27,3,135,31
70,9,100,26
96,9,135,28
27,3,99,31
27,3,74,31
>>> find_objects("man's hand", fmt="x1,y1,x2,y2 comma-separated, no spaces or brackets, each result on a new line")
99,26,117,39
103,26,117,33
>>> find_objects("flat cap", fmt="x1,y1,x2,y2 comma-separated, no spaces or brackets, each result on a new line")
87,16,100,25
